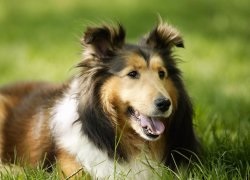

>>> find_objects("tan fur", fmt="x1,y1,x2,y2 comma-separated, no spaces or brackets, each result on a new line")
0,83,63,167
0,95,6,159
150,55,166,71
1,107,52,166
164,79,178,110
0,22,197,179
100,77,120,126
149,132,167,161
101,77,144,157
126,53,148,70
0,95,17,160
56,149,90,180
20,112,52,165
117,53,174,116
156,22,182,46
100,52,178,161
0,52,180,178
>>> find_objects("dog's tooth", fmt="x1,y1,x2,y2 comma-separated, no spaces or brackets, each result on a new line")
135,110,140,118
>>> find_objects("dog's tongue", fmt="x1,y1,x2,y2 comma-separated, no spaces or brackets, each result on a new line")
139,114,165,135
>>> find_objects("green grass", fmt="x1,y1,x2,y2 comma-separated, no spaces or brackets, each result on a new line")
0,0,249,179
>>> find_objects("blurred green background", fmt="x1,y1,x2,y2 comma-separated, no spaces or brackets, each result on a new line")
0,0,249,176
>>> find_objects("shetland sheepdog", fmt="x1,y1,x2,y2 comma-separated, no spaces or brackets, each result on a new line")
0,20,199,179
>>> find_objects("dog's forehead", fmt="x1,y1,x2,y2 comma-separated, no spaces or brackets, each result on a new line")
124,44,151,61
124,47,165,69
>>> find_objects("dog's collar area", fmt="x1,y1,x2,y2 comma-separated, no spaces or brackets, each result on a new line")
128,107,165,139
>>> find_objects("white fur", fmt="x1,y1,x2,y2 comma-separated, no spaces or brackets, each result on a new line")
50,80,161,179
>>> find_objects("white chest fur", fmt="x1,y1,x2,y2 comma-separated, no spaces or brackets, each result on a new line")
50,81,161,179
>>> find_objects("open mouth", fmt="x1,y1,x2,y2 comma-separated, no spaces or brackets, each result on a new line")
128,107,165,140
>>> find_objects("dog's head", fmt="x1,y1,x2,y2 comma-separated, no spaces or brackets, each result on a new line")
81,21,184,141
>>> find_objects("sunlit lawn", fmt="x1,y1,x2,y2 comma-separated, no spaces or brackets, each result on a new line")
0,0,249,179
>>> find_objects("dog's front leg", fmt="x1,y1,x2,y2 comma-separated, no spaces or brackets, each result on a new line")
56,149,90,180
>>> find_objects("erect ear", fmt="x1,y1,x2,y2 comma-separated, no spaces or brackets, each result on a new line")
145,21,184,50
82,24,125,59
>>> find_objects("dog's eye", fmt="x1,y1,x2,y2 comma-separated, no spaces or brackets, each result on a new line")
127,71,140,79
158,71,165,79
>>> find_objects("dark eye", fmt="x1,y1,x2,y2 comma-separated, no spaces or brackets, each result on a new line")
158,71,165,79
127,71,139,79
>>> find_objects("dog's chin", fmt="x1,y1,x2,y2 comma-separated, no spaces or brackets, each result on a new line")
128,107,168,141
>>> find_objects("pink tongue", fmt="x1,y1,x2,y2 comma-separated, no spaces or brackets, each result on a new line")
139,114,165,135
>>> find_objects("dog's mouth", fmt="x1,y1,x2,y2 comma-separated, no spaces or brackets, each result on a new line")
128,107,165,140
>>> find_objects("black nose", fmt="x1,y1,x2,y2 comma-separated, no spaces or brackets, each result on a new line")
154,98,171,112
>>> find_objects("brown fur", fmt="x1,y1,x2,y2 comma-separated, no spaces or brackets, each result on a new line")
0,21,199,179
98,52,179,162
56,149,90,179
0,95,6,158
0,83,64,166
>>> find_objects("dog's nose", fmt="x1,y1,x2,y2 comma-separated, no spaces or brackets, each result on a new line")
154,98,171,112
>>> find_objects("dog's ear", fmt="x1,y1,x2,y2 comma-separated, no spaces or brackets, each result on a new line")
145,22,184,50
82,24,125,59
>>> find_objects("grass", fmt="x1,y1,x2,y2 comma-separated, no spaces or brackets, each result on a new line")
0,0,249,179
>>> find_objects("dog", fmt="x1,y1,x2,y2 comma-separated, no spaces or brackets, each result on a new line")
0,20,199,179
